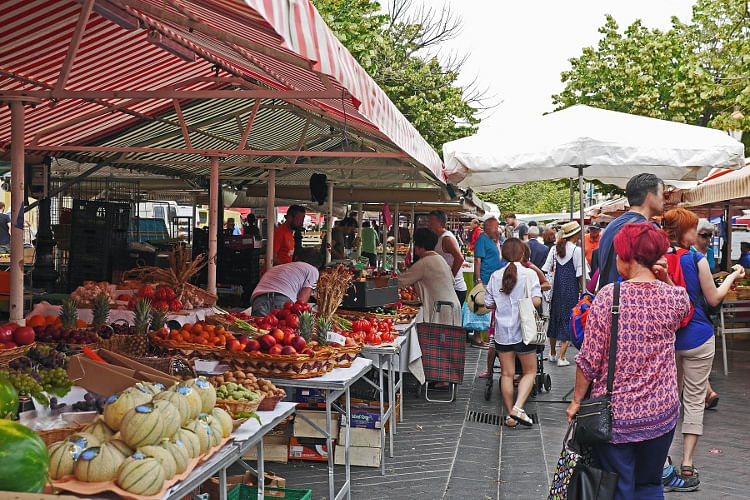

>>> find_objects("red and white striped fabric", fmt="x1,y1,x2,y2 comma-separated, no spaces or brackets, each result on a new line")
0,0,445,181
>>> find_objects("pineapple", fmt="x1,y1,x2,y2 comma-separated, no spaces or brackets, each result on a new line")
133,298,152,335
298,311,315,342
150,308,168,332
92,292,110,328
59,298,78,329
316,316,331,346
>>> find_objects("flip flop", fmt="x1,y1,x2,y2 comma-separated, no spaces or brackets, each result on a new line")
705,393,719,409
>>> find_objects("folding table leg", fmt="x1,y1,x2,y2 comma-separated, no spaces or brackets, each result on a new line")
256,440,264,500
721,306,728,376
325,391,335,500
378,356,386,476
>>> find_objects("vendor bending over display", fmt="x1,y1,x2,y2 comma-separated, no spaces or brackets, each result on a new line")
250,248,323,316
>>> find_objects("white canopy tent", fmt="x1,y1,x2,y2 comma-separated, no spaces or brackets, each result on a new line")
443,105,746,286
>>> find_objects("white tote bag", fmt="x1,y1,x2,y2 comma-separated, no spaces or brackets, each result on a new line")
519,277,546,345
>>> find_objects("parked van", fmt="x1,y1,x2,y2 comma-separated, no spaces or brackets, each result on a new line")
196,207,245,232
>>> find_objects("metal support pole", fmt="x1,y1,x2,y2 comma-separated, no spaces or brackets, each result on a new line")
191,195,197,244
356,203,363,259
326,181,334,265
410,204,416,258
569,178,574,220
578,166,587,289
393,203,400,272
9,101,25,322
266,169,276,270
381,211,388,271
207,156,219,295
725,204,732,272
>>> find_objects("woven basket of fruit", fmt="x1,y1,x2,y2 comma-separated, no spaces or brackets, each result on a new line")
225,349,335,379
208,370,286,411
214,382,265,418
129,354,196,378
0,342,36,367
322,345,362,368
148,331,226,356
36,423,87,447
215,396,265,418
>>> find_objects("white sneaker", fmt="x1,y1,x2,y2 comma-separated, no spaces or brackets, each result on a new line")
548,354,558,362
557,358,570,367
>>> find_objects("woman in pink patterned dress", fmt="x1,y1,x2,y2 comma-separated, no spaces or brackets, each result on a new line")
566,223,691,500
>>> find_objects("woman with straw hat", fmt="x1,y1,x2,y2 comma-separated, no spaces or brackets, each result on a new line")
542,221,589,366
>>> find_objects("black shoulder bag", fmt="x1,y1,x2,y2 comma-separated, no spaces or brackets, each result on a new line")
575,281,620,444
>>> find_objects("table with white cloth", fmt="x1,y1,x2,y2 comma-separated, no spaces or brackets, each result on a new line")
268,357,373,500
27,301,219,326
718,300,750,375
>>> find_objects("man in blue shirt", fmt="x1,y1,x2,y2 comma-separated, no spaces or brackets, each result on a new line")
527,225,549,269
474,216,506,367
596,173,665,289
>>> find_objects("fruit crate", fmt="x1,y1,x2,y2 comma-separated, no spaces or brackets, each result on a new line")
341,277,398,309
229,484,311,500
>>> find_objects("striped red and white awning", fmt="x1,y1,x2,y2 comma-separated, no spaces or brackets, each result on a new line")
0,0,444,181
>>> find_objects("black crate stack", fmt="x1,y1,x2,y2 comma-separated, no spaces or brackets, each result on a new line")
67,200,130,290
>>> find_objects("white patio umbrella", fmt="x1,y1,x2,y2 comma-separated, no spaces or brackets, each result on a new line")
443,104,746,285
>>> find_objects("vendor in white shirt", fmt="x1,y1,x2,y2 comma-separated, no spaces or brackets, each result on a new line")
251,248,322,316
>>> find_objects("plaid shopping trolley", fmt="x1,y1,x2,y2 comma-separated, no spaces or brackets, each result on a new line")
416,300,465,403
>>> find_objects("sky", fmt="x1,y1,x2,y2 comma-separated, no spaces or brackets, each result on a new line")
415,0,697,134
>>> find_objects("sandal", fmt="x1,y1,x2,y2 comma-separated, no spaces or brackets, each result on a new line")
680,465,699,479
510,406,533,426
705,392,719,409
504,416,518,428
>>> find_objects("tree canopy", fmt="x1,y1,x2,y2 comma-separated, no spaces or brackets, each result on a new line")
312,0,483,153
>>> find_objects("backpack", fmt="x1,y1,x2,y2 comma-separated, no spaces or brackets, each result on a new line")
569,293,594,349
664,246,695,328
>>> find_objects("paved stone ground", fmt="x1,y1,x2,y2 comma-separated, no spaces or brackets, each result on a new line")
235,336,750,499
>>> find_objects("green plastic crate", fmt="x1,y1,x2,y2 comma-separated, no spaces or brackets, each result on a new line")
228,484,312,500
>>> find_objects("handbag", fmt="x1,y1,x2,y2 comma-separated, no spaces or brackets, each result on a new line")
519,277,546,345
548,421,618,500
543,255,555,303
575,281,621,445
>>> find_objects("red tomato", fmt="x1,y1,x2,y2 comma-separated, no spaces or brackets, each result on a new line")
283,301,294,310
286,314,300,328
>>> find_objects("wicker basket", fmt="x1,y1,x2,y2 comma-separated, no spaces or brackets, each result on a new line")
325,345,362,368
129,355,196,378
257,394,283,411
36,423,87,446
215,394,265,418
0,343,35,368
148,332,226,359
225,349,335,379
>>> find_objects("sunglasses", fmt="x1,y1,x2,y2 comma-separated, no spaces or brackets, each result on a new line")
698,233,712,239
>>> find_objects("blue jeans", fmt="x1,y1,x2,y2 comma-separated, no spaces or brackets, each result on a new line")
250,293,291,317
593,426,675,500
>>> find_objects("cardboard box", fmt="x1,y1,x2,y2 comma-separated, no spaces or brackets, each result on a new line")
293,409,339,439
294,388,327,407
342,394,401,432
334,445,382,468
67,351,177,396
241,435,290,464
338,426,382,448
288,437,333,461
201,471,286,499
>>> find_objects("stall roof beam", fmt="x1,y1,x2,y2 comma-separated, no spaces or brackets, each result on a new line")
25,146,408,158
245,185,443,203
0,90,343,100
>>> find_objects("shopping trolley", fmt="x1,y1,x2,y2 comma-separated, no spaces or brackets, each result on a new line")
416,300,465,403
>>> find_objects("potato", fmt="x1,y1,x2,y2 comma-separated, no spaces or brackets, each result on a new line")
215,376,224,385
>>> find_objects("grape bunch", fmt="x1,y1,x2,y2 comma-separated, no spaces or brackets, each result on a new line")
9,346,68,371
48,397,66,410
39,367,72,395
110,322,136,335
71,392,106,413
0,369,46,403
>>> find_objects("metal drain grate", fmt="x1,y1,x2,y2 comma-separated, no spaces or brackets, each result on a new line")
465,410,539,426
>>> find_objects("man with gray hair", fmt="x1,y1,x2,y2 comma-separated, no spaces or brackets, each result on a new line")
691,218,716,273
527,225,549,269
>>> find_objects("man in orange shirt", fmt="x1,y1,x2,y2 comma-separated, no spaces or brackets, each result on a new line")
584,221,603,266
273,205,305,265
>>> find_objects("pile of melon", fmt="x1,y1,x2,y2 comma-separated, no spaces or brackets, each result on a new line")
48,378,232,496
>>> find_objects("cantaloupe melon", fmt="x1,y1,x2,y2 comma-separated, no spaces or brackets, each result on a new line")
160,437,189,474
83,418,114,442
182,420,210,454
174,428,201,458
116,453,166,496
173,384,202,420
185,377,216,413
120,404,165,449
140,382,166,395
73,443,124,482
153,390,190,425
198,413,223,447
107,439,133,459
49,440,84,479
211,407,233,438
104,390,151,431
66,432,101,451
152,399,180,437
130,382,156,400
138,445,177,480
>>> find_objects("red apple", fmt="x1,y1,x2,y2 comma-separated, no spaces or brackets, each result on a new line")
282,332,295,346
227,339,243,351
258,334,276,351
280,345,297,355
245,339,261,352
268,344,284,355
5,323,19,331
271,328,285,343
237,336,251,346
0,325,13,343
291,335,307,352
302,348,315,356
12,326,35,345
3,341,17,349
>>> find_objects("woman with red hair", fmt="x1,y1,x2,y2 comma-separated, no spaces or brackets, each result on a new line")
567,223,692,499
660,208,744,487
